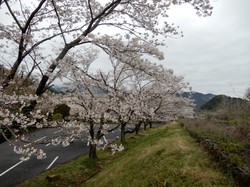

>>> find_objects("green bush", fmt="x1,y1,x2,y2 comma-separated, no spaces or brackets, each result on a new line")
53,113,63,121
228,119,239,125
205,114,213,120
53,104,70,119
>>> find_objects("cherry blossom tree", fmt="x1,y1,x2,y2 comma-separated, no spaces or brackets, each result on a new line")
63,50,192,141
0,0,212,160
48,51,124,158
0,0,212,101
1,39,193,159
0,50,192,160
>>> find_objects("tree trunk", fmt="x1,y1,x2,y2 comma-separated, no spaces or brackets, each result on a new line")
35,40,80,97
120,123,126,143
89,143,97,159
88,118,98,159
21,100,37,116
3,58,23,89
135,121,142,134
35,75,49,96
149,122,152,128
144,123,148,131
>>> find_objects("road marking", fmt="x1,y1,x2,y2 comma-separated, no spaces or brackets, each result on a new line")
0,136,47,177
54,129,63,134
35,136,47,142
25,136,47,146
0,160,24,177
46,156,59,170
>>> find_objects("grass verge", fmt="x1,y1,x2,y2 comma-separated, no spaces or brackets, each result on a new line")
18,122,236,187
180,118,250,186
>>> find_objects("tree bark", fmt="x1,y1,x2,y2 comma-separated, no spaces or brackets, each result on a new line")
88,118,98,159
120,123,126,143
136,121,142,134
21,100,37,116
89,143,97,159
149,122,152,128
125,121,142,135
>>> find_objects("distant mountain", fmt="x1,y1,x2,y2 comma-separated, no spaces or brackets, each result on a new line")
48,84,106,96
200,95,248,111
49,85,69,93
50,85,215,109
183,92,215,109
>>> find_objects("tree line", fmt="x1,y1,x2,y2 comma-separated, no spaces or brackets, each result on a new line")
0,0,213,159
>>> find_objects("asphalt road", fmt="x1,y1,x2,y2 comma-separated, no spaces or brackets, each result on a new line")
0,127,120,187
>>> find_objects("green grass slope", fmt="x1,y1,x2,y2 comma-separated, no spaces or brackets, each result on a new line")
19,122,236,187
86,122,235,187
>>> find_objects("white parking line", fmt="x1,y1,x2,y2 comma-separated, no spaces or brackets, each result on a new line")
0,160,24,177
46,156,59,170
54,129,63,134
25,136,47,146
46,143,51,146
35,136,47,142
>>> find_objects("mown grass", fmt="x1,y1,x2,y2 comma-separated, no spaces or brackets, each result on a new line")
18,122,236,187
17,156,100,187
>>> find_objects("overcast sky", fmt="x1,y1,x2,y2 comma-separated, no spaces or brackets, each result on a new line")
163,0,250,97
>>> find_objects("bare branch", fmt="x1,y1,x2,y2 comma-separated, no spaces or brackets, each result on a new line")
51,0,67,45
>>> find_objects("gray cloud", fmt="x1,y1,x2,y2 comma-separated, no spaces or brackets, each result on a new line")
163,0,250,97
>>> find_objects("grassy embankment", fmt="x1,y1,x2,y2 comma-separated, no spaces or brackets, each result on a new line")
180,118,250,186
19,122,236,187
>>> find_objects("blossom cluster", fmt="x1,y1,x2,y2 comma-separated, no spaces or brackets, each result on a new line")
0,0,208,160
13,145,46,161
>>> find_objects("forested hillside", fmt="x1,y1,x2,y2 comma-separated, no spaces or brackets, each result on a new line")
201,95,248,111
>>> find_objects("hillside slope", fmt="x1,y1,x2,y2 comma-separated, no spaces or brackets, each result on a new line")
19,122,236,187
182,92,215,109
201,95,248,111
86,122,235,186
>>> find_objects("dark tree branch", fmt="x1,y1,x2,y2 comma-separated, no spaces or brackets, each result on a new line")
51,0,67,45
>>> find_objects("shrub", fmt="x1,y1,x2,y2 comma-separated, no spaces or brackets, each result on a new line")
52,113,63,121
53,104,70,119
228,119,240,125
